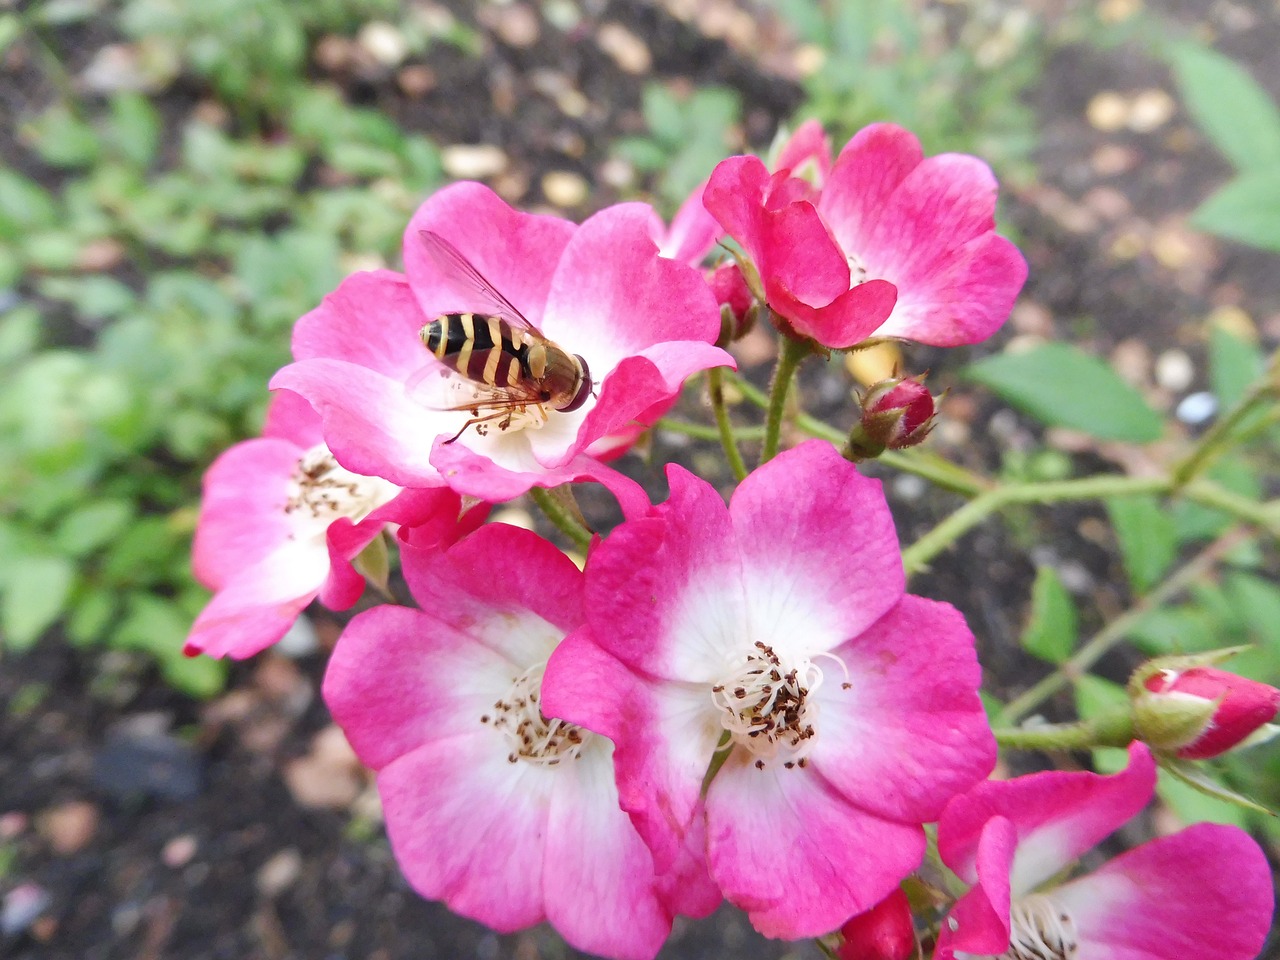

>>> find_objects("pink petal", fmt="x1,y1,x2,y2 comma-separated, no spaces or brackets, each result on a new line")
322,605,521,770
377,734,551,932
543,743,674,960
875,230,1027,346
729,441,904,658
705,754,925,939
578,463,747,681
774,119,832,182
766,276,898,347
934,815,1017,959
270,359,441,488
1048,824,1273,960
755,193,851,309
541,201,723,373
318,517,377,609
401,523,584,638
542,629,722,874
703,154,772,268
290,270,427,381
658,178,722,266
403,181,574,325
184,540,330,658
819,124,925,262
191,437,305,590
810,596,995,823
938,742,1156,894
261,388,323,447
653,801,722,920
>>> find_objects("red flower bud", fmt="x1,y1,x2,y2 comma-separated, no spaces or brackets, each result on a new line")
845,376,938,461
708,262,757,343
836,887,917,960
1137,667,1280,759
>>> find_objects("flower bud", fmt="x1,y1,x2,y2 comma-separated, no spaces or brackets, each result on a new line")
836,887,917,960
1133,666,1280,760
708,262,758,344
845,376,938,461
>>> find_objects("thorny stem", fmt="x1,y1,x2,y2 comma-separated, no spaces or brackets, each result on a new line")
992,708,1135,752
1170,350,1280,490
708,366,749,482
658,418,765,442
999,526,1254,725
529,486,592,553
760,335,812,464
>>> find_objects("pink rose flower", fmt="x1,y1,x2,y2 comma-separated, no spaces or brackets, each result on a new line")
542,440,995,939
934,742,1274,960
271,183,732,515
186,390,481,659
322,524,719,960
703,123,1027,349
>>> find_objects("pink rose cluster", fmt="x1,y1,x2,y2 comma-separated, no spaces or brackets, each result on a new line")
184,123,1273,960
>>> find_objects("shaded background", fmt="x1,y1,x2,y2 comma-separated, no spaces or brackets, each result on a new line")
1,0,1278,957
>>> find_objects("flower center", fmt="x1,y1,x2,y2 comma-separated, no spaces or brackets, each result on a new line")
980,895,1079,960
445,379,549,438
482,662,592,766
285,444,397,524
711,641,827,769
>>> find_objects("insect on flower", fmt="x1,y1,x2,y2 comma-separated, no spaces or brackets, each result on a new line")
417,230,593,443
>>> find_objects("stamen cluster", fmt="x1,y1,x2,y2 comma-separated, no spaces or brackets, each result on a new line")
712,641,820,768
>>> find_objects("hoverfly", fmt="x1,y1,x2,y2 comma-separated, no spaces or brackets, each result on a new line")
417,230,592,444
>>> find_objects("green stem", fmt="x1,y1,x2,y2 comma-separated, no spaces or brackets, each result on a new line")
1184,480,1280,536
1170,351,1279,489
999,526,1253,724
529,486,592,552
708,366,749,482
657,418,765,442
877,450,991,497
993,708,1134,752
901,474,1173,575
760,336,811,464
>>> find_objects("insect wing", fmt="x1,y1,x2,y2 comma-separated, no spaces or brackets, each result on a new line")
419,230,541,334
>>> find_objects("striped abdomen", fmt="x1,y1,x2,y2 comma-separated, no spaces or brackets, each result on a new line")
421,312,535,389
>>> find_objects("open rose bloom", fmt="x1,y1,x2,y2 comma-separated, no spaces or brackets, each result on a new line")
185,389,483,659
271,182,732,513
543,441,996,939
934,743,1274,960
323,524,719,960
704,123,1027,348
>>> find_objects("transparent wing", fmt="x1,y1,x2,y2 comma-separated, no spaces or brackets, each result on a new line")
418,230,542,334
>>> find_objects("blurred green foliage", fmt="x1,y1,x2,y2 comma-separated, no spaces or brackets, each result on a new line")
0,0,443,694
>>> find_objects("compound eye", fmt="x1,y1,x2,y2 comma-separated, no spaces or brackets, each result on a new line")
557,354,592,413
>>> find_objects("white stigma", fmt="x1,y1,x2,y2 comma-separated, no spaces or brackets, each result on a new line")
285,444,399,526
711,641,835,770
481,662,592,766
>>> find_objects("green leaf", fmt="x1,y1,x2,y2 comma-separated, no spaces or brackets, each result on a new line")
1159,757,1274,818
107,93,162,168
1208,325,1264,409
1223,572,1280,660
1191,171,1280,251
0,170,58,237
160,651,227,699
55,499,135,557
1167,41,1280,173
1,554,75,651
0,305,40,367
963,342,1164,442
1020,565,1078,664
21,104,101,169
1157,769,1251,827
67,586,116,647
1107,496,1177,592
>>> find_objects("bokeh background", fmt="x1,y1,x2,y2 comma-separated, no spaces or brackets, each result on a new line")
2,0,1279,957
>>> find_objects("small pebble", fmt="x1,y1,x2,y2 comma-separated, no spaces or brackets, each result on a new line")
541,170,588,207
274,616,319,659
596,22,652,74
442,144,509,179
38,800,99,855
1176,391,1218,425
358,22,409,67
0,811,28,841
2,884,50,937
256,848,303,898
1086,91,1128,132
1127,88,1175,132
162,834,199,869
891,474,926,502
1154,348,1195,392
